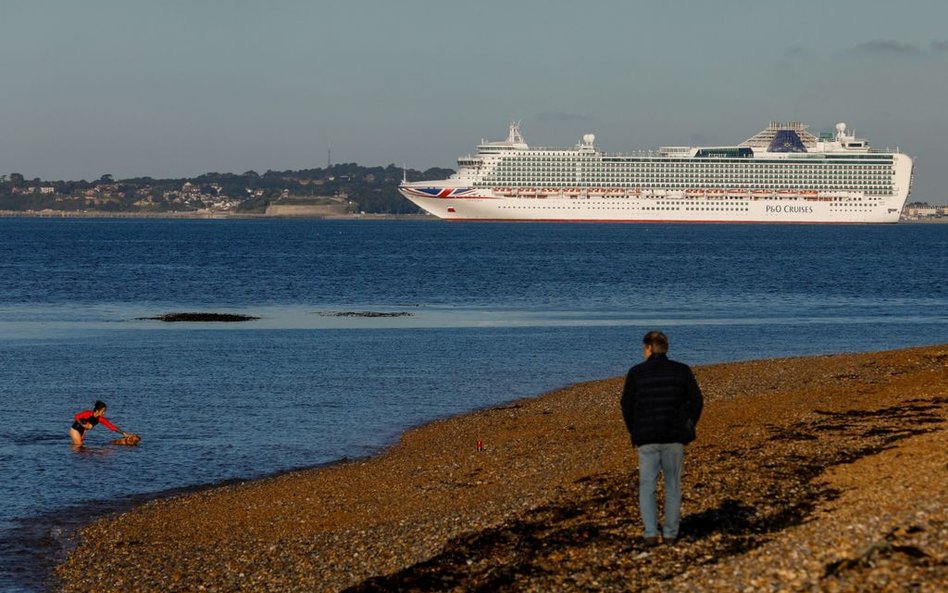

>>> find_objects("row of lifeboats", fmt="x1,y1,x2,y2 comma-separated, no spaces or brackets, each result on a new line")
686,188,822,196
492,187,640,195
491,187,844,199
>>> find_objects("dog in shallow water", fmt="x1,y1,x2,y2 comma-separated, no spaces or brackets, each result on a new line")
112,433,141,446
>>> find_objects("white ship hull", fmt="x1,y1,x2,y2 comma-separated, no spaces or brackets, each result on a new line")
399,122,913,224
401,187,909,224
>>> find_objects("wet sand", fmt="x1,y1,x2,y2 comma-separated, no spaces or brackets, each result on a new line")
55,345,947,592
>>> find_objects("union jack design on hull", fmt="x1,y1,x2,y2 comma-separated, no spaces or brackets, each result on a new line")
401,187,480,199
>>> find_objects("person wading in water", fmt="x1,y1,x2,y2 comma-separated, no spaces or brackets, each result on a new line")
70,400,131,447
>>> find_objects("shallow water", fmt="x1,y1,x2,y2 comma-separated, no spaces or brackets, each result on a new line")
0,219,945,591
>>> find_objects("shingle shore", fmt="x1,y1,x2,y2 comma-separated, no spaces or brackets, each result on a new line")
55,345,947,592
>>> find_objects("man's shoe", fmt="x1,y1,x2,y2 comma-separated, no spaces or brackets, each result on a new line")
644,536,660,547
664,537,678,545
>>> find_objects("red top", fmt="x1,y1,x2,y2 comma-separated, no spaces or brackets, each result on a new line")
73,410,121,432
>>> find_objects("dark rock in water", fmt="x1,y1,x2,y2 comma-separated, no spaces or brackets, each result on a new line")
139,313,259,322
319,311,414,318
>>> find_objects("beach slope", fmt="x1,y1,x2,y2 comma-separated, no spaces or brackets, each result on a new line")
56,345,947,592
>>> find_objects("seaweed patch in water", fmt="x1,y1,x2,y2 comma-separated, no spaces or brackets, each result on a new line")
138,313,260,322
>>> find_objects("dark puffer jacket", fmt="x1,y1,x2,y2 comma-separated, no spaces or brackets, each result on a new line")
620,353,704,446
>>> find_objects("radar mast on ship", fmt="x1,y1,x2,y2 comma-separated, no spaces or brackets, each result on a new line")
506,122,525,145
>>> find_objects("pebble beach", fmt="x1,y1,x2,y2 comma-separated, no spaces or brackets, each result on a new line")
54,345,947,592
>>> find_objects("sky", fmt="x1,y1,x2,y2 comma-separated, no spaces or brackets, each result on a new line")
1,0,947,202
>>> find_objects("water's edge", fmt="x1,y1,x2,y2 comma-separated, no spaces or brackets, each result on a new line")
12,345,910,592
16,377,589,593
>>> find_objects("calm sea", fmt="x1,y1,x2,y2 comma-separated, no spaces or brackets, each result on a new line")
1,218,945,591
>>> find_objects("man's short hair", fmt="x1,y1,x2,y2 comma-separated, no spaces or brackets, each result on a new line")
643,331,669,354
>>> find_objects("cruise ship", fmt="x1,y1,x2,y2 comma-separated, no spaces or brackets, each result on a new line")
399,121,913,223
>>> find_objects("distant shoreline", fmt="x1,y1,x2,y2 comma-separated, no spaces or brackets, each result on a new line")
1,209,946,223
0,209,437,221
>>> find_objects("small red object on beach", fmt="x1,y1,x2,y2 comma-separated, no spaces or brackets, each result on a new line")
476,439,484,451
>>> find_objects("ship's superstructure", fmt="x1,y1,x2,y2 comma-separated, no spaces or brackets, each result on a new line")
399,121,913,223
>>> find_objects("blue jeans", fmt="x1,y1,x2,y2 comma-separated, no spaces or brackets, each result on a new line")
637,443,685,539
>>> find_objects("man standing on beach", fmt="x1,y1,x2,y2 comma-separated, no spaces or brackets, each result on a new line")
621,331,703,546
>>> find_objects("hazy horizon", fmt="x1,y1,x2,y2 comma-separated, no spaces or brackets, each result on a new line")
2,1,947,202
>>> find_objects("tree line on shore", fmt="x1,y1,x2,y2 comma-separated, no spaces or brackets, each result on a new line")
0,164,454,215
